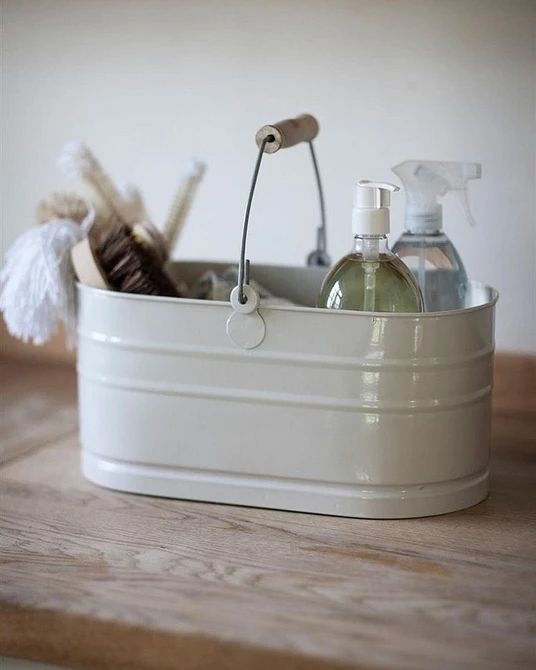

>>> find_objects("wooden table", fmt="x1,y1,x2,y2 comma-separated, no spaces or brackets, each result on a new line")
1,355,535,670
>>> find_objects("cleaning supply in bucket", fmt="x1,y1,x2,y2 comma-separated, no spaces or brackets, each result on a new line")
392,160,481,311
91,223,182,296
58,141,147,231
59,139,173,293
192,265,293,305
317,181,423,312
0,192,95,345
69,147,205,297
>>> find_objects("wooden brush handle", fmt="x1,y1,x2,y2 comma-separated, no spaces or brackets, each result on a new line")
129,162,206,264
78,145,137,226
59,142,139,226
71,236,109,290
255,114,319,154
163,161,206,253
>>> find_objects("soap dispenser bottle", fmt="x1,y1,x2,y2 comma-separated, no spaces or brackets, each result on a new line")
317,181,423,312
392,160,481,311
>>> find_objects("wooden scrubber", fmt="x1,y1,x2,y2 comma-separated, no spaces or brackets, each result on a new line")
95,223,180,296
71,220,181,296
71,159,206,296
62,140,172,294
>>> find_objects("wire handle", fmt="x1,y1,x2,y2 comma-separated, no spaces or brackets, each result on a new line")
236,114,328,305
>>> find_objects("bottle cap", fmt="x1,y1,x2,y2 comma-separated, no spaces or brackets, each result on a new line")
352,180,399,235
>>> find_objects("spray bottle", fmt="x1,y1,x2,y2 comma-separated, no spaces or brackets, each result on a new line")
317,181,423,313
392,160,481,311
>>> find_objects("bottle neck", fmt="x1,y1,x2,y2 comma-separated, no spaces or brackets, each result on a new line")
405,226,442,236
353,234,389,259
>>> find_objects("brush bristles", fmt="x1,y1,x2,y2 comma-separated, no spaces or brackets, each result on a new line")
97,224,180,297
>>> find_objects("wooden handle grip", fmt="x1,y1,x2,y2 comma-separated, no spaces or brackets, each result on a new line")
255,114,319,154
71,236,109,290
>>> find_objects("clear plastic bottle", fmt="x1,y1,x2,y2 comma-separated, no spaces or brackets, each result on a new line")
392,161,481,311
392,231,467,312
317,181,423,313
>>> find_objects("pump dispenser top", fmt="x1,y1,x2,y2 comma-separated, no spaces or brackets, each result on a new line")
352,181,400,235
392,161,481,234
317,179,423,313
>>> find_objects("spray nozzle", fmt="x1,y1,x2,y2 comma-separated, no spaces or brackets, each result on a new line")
392,160,481,233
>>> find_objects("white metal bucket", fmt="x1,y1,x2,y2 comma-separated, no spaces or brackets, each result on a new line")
78,261,498,519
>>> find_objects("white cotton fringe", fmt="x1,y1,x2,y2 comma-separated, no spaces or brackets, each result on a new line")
0,218,87,347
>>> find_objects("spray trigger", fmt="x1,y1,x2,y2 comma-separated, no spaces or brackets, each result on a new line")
392,160,482,234
458,190,476,227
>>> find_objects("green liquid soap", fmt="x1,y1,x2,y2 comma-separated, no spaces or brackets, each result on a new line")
317,237,423,312
317,180,424,313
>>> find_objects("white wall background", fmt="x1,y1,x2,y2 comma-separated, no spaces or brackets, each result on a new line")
2,0,535,352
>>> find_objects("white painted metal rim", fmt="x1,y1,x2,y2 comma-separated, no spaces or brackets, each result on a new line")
82,451,489,519
76,279,498,318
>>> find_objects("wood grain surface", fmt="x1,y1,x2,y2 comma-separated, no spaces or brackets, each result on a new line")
0,355,535,670
0,359,77,464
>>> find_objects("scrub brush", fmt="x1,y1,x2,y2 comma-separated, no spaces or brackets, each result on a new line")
94,223,180,296
71,159,206,296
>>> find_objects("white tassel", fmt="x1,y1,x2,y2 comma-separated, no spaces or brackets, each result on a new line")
0,208,94,347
